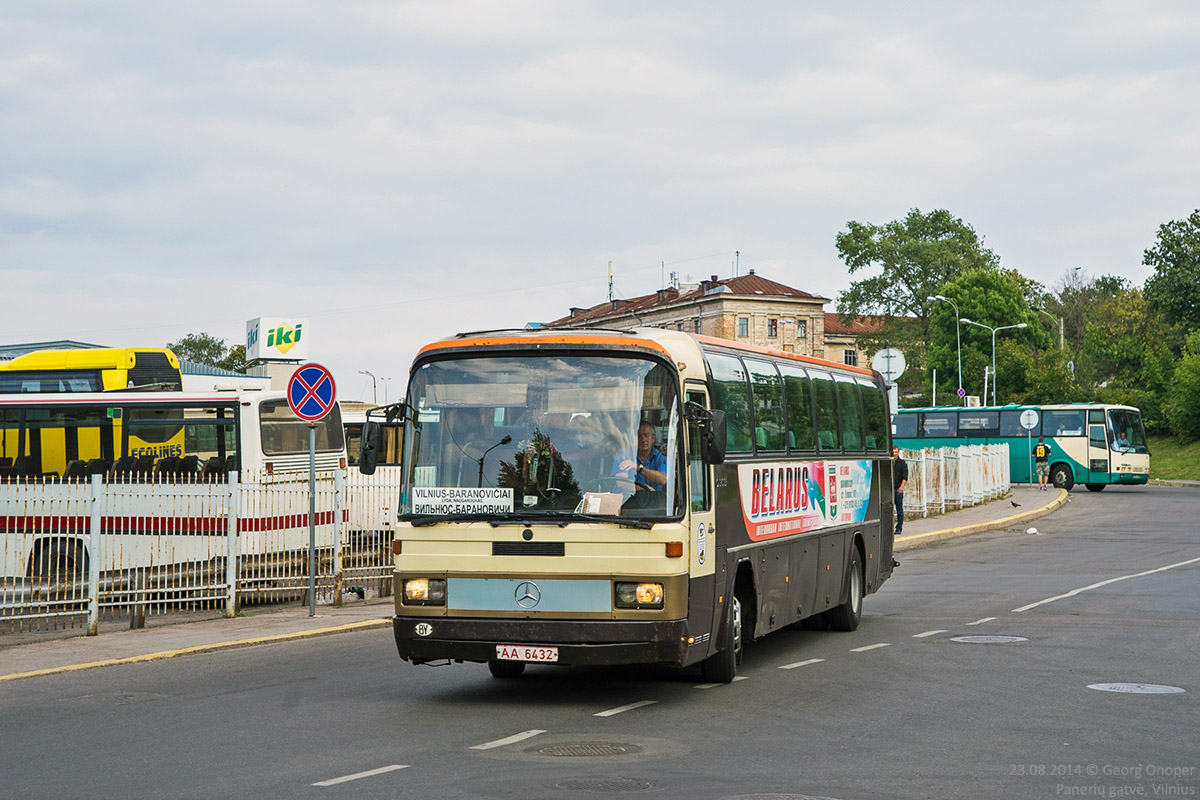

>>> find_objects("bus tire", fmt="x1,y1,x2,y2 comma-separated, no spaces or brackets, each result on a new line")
701,594,742,683
487,659,526,679
1085,483,1106,492
825,549,863,632
1050,463,1074,491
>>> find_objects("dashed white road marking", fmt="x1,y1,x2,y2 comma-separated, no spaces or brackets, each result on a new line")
913,630,947,638
780,658,825,670
694,675,749,689
313,765,409,786
470,729,547,750
966,617,997,626
850,643,891,652
594,700,657,717
1012,556,1200,613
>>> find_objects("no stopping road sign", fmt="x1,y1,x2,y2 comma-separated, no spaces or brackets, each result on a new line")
288,363,337,421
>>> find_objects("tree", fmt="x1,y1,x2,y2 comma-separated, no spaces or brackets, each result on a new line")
836,208,1001,403
167,332,228,366
926,269,1031,403
217,344,250,374
1163,330,1200,441
1144,209,1200,350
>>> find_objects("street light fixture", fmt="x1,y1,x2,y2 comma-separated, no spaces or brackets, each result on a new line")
927,295,963,405
359,370,377,404
1033,307,1064,349
960,319,1028,406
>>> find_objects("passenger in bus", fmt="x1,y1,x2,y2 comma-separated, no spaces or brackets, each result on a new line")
616,421,667,491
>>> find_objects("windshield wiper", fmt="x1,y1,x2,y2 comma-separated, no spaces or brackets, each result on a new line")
403,512,654,529
489,513,654,530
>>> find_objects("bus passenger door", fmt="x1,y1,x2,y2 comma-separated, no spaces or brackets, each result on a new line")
1086,419,1110,486
685,387,718,640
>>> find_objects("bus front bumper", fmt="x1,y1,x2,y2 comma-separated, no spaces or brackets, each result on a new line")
392,616,691,667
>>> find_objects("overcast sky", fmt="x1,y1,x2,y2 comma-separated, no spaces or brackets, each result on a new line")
3,1,1198,402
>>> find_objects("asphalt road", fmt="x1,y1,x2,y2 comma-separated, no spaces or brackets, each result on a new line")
2,486,1197,800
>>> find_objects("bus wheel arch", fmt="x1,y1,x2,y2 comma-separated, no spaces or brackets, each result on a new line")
701,560,755,683
1050,462,1074,491
29,537,88,583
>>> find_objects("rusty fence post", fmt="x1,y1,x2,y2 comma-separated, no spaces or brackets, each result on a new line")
225,472,240,618
87,474,103,636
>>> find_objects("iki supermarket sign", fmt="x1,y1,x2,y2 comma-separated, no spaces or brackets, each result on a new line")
246,317,310,361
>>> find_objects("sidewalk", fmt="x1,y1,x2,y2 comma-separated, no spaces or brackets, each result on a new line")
1,486,1067,682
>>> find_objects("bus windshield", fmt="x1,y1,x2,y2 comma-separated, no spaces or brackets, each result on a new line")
404,354,683,521
1107,408,1148,452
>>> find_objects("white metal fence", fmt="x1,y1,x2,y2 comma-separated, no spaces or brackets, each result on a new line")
899,443,1010,519
1,469,403,635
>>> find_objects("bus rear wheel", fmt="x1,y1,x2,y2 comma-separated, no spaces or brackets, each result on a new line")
1085,483,1106,492
1050,464,1074,491
701,595,742,683
825,549,864,632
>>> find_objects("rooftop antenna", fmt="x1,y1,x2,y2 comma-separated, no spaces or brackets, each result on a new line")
608,260,614,302
735,250,740,278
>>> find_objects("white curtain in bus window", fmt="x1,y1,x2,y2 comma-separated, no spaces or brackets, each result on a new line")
1042,409,1085,436
958,410,999,434
920,411,957,438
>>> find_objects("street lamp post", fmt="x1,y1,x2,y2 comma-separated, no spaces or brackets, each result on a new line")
960,319,1028,406
1034,307,1064,349
359,370,377,404
927,295,963,405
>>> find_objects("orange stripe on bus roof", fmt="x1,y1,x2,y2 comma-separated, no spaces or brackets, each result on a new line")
692,334,876,376
417,334,673,358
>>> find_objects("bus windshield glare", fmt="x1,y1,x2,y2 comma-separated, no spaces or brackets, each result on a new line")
404,354,683,520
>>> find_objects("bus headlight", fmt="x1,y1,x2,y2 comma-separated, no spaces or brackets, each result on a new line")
615,582,664,609
403,578,446,605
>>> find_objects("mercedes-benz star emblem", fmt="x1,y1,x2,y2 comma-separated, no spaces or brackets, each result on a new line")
514,581,541,609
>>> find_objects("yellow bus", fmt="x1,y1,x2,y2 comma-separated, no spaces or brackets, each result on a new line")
0,348,182,394
359,327,896,682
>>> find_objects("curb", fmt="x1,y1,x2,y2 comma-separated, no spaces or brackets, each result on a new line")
894,489,1069,552
0,616,392,683
1149,479,1200,488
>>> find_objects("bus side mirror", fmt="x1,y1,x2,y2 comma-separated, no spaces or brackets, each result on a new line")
704,409,727,465
359,421,381,475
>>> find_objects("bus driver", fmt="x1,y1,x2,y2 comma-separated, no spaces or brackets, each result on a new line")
617,421,667,491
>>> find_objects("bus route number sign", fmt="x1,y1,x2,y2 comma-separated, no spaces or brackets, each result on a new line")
288,363,337,422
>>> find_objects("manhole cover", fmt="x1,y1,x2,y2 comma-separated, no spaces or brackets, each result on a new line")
950,635,1028,644
535,742,643,757
556,777,656,792
1088,683,1185,694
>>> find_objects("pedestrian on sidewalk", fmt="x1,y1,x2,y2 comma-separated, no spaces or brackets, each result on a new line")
892,445,908,535
1033,436,1052,491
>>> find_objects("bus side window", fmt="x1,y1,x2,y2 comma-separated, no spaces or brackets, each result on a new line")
808,370,840,451
859,379,888,450
780,364,815,451
685,389,712,513
705,353,753,453
744,359,785,451
836,378,864,452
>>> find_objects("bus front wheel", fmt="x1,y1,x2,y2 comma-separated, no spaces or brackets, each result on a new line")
701,595,742,683
1051,464,1074,491
1085,483,1106,492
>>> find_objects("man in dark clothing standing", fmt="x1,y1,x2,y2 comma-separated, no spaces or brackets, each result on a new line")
892,445,908,535
1033,436,1053,491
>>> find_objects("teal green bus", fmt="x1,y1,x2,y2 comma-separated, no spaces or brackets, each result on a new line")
891,403,1149,492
